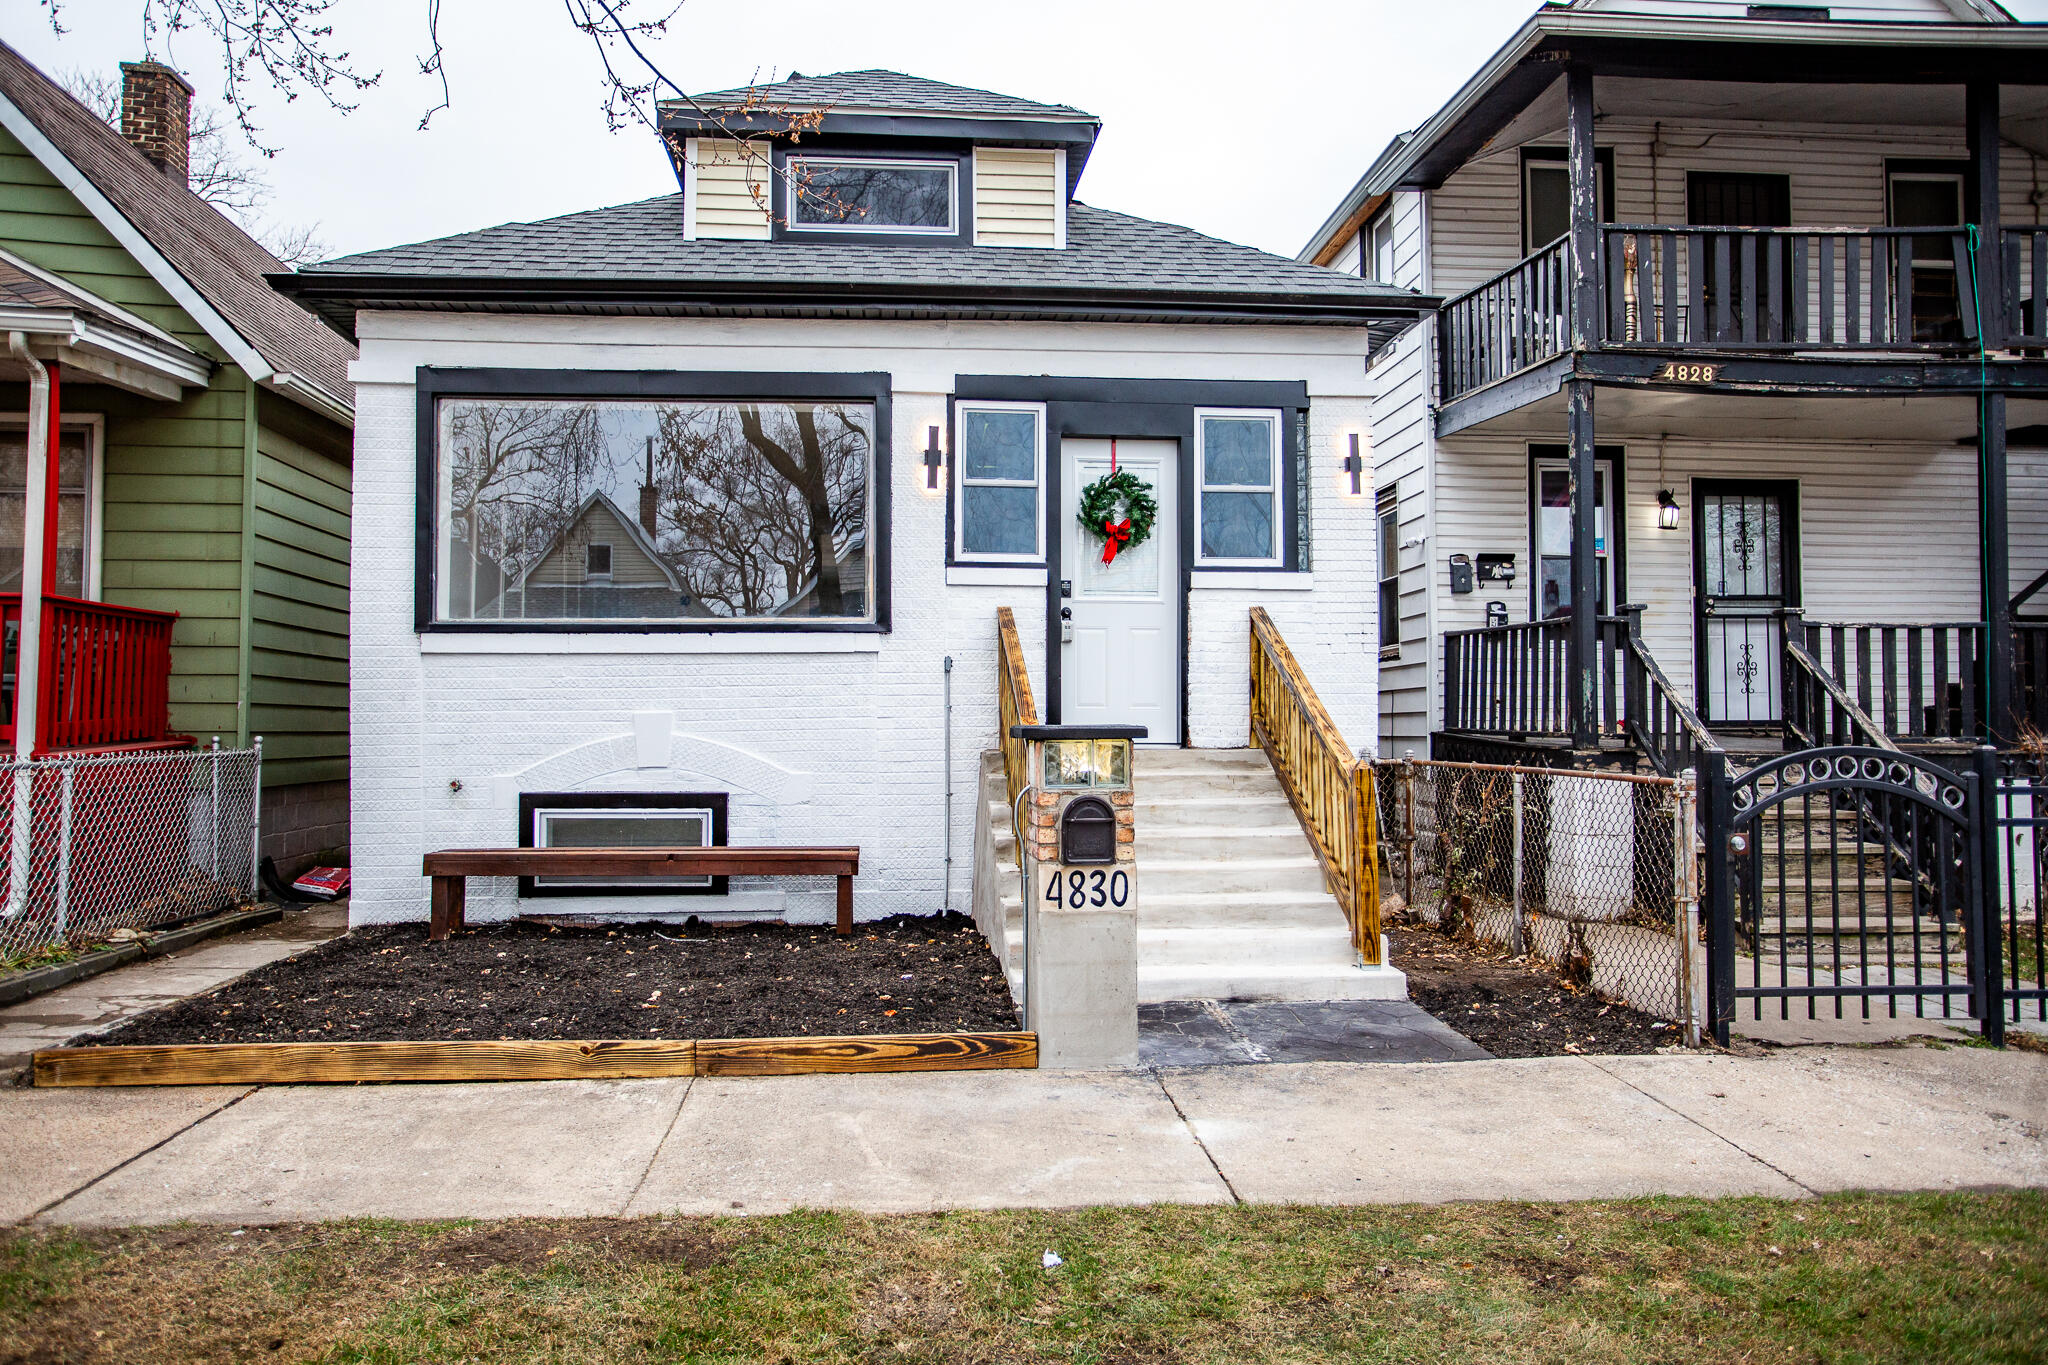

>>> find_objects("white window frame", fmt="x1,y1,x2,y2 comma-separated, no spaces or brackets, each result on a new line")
1365,211,1397,284
0,413,104,600
1194,408,1284,569
785,156,959,236
531,803,717,890
953,400,1046,564
584,541,613,582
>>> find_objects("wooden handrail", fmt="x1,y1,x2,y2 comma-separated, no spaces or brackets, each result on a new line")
1782,637,1903,754
1248,608,1382,966
1619,616,1722,777
995,607,1039,835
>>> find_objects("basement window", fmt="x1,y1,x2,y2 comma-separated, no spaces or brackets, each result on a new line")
517,792,729,897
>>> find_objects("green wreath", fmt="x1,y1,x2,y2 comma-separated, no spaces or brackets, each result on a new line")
1075,469,1158,565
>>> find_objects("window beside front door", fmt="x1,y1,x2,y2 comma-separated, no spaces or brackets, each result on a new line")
0,421,96,599
954,401,1045,562
1195,409,1282,567
1529,446,1622,620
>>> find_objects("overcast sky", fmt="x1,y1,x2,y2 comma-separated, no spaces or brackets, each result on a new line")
14,0,2048,264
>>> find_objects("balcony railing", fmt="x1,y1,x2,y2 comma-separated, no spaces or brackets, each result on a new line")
1437,235,1571,402
1438,223,1992,403
1606,225,1976,351
1,595,180,753
2005,227,2048,348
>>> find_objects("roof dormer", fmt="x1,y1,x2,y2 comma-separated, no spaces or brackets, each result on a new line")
661,71,1096,249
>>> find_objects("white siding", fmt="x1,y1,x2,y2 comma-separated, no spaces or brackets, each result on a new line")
1430,119,2047,300
2015,445,2048,611
973,147,1062,249
1427,433,1997,728
348,313,1378,927
687,138,771,241
1577,0,1984,19
1368,189,1436,755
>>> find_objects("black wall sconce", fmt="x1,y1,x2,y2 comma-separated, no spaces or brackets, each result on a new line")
924,425,944,489
1656,488,1681,531
1342,433,1364,495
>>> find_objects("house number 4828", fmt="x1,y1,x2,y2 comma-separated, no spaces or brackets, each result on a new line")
1046,868,1131,909
1660,362,1718,383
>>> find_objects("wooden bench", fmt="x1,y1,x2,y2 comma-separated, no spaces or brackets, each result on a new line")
420,847,861,941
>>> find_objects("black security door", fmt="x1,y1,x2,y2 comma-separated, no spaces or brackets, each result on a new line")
1695,482,1797,726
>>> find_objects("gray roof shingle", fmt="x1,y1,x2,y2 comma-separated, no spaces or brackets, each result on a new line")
0,39,353,410
294,196,1428,313
674,70,1094,123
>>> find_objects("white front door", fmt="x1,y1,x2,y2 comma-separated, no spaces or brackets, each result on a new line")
1060,438,1180,743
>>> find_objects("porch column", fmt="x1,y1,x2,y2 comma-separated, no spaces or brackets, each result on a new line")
1568,378,1599,749
1981,391,2014,747
1566,66,1600,350
1967,79,2003,347
41,362,59,598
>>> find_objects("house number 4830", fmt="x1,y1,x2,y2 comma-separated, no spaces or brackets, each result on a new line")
1046,868,1131,909
1659,362,1718,383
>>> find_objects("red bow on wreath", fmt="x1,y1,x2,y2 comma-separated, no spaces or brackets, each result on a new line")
1100,517,1133,564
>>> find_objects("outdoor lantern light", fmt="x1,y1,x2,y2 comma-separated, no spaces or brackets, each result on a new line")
1656,488,1682,531
1042,737,1133,792
923,425,944,489
1342,433,1364,495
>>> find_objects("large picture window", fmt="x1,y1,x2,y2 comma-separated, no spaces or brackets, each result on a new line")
1195,409,1282,567
954,401,1044,562
435,395,875,624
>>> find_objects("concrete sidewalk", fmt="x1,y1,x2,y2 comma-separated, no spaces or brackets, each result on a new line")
5,1042,2042,1226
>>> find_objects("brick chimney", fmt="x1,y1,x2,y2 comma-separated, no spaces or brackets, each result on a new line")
118,61,194,182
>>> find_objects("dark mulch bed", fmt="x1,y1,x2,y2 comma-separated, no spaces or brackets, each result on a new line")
1389,921,1678,1058
83,913,1019,1046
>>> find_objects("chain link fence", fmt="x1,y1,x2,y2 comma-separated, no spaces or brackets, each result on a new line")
1374,758,1701,1042
0,742,261,962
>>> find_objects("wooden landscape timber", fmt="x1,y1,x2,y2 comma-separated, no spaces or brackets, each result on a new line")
31,1030,1036,1087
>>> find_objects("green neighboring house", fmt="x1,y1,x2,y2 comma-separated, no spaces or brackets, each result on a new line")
0,43,354,872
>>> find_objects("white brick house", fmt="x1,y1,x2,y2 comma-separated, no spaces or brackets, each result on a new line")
279,72,1434,930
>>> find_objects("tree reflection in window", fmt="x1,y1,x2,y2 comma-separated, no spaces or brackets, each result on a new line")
439,398,872,623
788,158,955,233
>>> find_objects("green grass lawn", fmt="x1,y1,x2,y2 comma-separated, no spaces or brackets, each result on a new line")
3,1193,2043,1364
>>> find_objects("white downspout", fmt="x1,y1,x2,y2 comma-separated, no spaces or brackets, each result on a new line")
5,332,49,918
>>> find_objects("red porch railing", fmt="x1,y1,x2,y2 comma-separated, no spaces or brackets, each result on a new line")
1,594,180,753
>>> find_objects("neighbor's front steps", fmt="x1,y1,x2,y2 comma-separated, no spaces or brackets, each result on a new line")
987,747,1404,1004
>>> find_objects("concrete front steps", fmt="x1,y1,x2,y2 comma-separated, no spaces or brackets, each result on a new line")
983,747,1405,1004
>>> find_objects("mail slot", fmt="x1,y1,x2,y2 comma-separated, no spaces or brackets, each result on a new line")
1059,795,1117,865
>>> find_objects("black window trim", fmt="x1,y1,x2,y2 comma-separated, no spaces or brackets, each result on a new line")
1526,442,1628,622
1520,145,1617,255
414,367,893,635
516,790,730,898
769,141,974,248
1376,483,1401,655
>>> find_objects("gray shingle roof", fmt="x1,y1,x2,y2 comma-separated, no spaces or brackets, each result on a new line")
293,196,1427,314
0,39,353,411
675,70,1094,123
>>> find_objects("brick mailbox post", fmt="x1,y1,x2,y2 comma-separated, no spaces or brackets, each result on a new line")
1009,723,1143,1069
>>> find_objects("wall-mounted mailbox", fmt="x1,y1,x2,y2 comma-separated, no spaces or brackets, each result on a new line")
1449,553,1474,595
1485,600,1509,628
1477,554,1517,585
1059,795,1118,865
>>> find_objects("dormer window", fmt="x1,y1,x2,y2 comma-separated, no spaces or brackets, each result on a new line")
786,156,958,235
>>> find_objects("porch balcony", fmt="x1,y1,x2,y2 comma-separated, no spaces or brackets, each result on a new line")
0,594,182,755
1441,608,2048,767
1436,223,2025,406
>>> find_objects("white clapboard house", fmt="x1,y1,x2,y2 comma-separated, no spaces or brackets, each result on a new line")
277,72,1435,1000
1302,0,2048,774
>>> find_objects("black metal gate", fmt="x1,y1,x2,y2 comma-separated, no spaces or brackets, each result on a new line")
1990,755,2046,1036
1704,746,2001,1045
